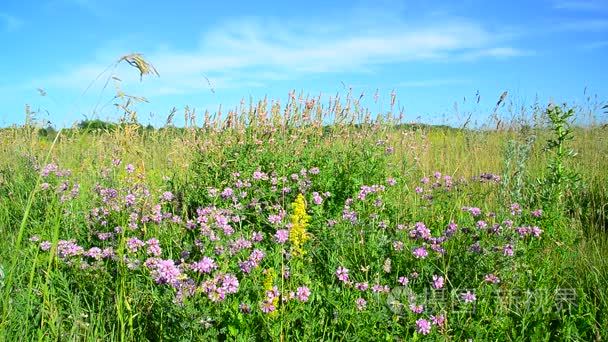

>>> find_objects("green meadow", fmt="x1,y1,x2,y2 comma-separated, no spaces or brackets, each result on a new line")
0,60,606,340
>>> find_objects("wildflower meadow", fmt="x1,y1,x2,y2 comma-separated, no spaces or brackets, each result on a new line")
0,87,608,341
0,57,607,341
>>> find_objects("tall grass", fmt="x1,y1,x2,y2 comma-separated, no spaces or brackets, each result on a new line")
0,55,606,340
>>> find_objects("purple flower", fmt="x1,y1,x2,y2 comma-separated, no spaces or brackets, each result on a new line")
239,261,254,274
510,202,522,215
432,275,444,289
412,246,428,259
268,214,282,225
41,163,58,177
221,187,234,199
207,188,219,197
296,286,311,302
409,304,424,314
416,318,432,335
265,286,280,300
149,259,182,286
86,247,102,260
251,231,264,242
431,244,446,255
126,237,144,253
40,241,52,251
387,177,397,186
410,222,431,240
397,276,409,286
430,314,445,328
312,192,323,205
309,167,320,175
260,300,276,313
355,298,367,310
228,238,252,254
220,273,239,294
516,226,530,237
469,242,482,254
468,207,482,216
342,208,357,224
249,249,265,263
336,266,349,283
146,238,162,257
161,191,174,201
191,257,217,274
355,282,369,291
126,164,135,173
502,244,514,257
208,287,226,302
124,193,136,207
372,284,390,293
57,240,84,258
97,232,113,241
57,182,68,192
444,175,453,187
531,226,543,237
102,247,115,259
484,273,501,284
252,171,267,180
461,291,476,303
274,229,289,244
532,209,543,218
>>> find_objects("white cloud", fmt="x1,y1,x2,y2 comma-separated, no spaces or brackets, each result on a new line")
28,13,526,98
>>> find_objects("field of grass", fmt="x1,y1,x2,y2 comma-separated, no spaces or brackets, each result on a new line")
0,96,607,340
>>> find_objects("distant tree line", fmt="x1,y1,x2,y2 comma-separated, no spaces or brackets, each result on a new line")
0,119,464,140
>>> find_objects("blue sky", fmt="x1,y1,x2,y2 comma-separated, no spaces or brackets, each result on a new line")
0,0,607,127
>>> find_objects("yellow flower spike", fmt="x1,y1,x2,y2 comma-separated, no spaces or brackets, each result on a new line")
262,268,279,318
289,194,311,257
263,268,276,292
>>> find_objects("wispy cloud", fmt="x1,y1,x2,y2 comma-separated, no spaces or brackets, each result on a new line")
458,47,530,61
396,79,471,88
28,13,526,98
561,18,608,31
0,13,23,32
42,0,108,19
582,40,608,49
553,0,608,11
